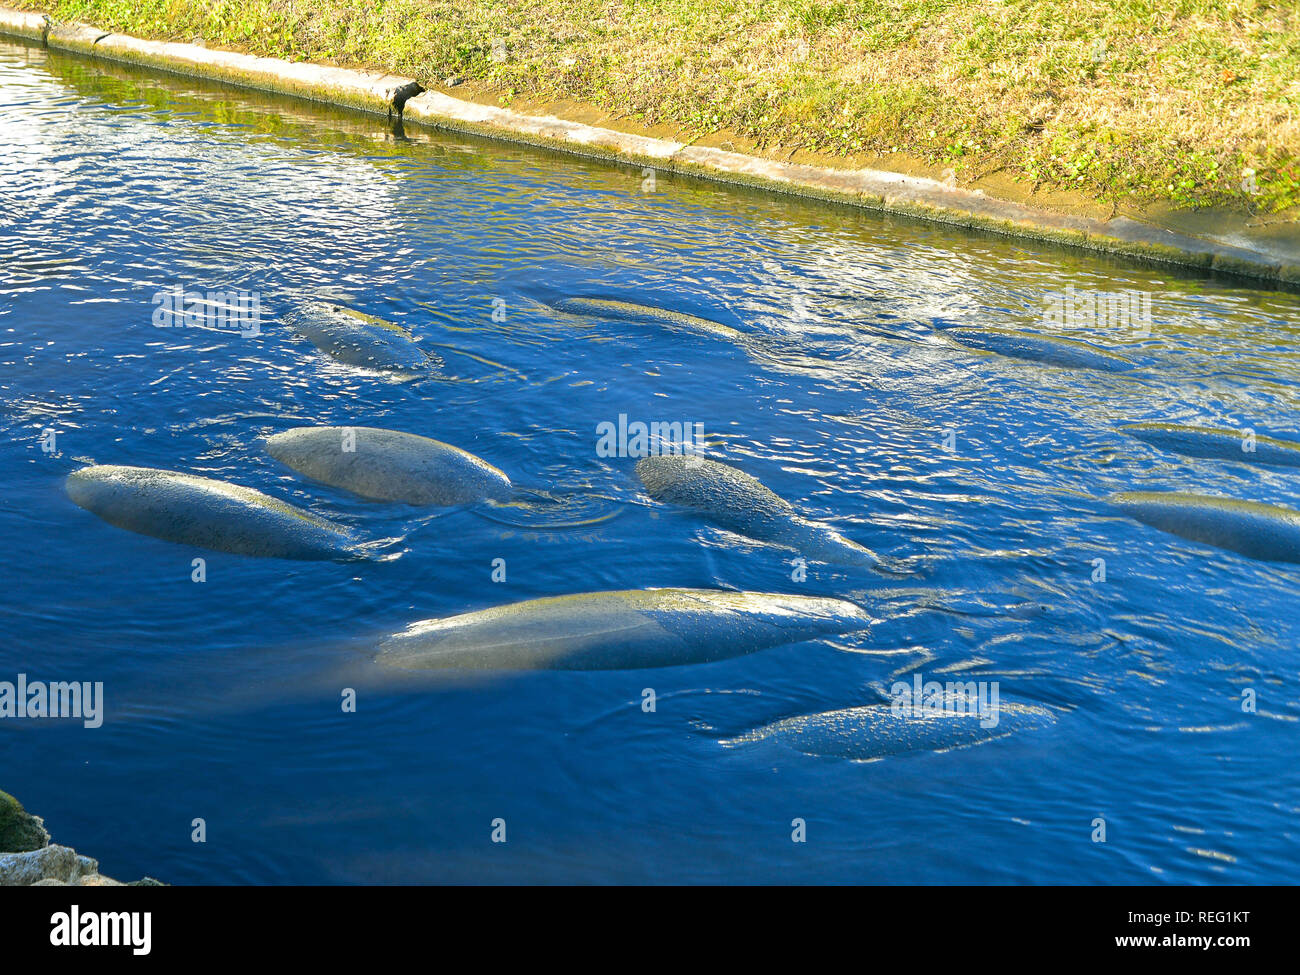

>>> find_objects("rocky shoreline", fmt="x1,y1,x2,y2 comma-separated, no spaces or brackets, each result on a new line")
1,789,163,886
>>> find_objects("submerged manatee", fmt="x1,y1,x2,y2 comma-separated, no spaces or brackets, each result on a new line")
266,426,512,505
635,455,879,568
1112,491,1300,563
295,303,435,376
376,588,872,671
66,465,357,560
727,696,1056,760
552,296,744,341
944,327,1133,372
1122,423,1300,468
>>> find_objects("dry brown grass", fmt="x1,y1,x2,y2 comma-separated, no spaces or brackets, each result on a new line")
20,0,1300,211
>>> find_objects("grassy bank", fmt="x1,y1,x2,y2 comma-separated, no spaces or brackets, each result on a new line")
16,0,1300,214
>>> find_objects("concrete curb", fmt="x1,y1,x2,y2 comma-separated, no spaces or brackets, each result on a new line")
2,7,1295,286
39,19,423,117
0,7,42,40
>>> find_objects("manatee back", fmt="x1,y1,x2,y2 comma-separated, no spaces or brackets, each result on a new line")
635,456,795,537
377,588,871,670
946,327,1132,372
1113,491,1300,563
743,699,1055,760
266,426,511,505
378,591,688,670
296,304,432,375
552,297,742,340
1123,424,1300,468
66,465,354,559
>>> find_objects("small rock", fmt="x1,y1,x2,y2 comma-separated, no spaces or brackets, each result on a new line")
0,845,96,886
445,76,463,87
1,791,164,885
76,874,126,886
0,789,49,852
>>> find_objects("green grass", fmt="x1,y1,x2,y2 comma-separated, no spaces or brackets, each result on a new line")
19,0,1300,212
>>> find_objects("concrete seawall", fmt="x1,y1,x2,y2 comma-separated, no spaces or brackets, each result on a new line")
1,6,1296,287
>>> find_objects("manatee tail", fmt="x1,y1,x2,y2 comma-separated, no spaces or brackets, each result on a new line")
793,521,917,576
347,534,408,562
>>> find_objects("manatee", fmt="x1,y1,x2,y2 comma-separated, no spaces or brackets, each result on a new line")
66,465,357,560
552,296,744,340
265,426,511,505
944,327,1133,372
726,696,1056,760
1111,491,1300,563
1122,423,1300,468
635,455,879,569
376,588,872,671
295,303,435,376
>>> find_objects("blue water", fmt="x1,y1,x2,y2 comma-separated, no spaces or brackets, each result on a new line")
2,39,1298,884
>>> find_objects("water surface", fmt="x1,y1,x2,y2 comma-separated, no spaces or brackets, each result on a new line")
2,39,1298,884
